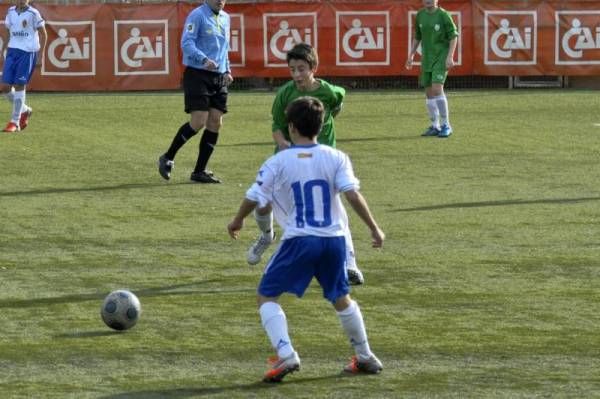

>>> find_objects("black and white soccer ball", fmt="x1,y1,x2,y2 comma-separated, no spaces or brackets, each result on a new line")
100,290,141,331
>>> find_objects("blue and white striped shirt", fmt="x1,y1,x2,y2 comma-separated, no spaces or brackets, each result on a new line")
181,3,230,74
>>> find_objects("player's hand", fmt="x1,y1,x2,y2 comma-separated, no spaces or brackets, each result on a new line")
203,58,219,71
371,227,385,248
227,219,244,239
446,57,456,69
224,73,234,86
405,58,414,70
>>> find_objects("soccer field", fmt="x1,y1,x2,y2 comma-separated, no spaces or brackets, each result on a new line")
1,89,599,398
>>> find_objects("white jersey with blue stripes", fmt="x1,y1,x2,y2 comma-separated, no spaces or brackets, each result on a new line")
5,6,45,52
246,144,360,240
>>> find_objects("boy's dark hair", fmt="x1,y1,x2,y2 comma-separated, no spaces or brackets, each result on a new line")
285,97,324,139
286,43,319,69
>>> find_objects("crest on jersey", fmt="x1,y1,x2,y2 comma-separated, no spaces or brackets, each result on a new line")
22,20,28,29
186,23,194,33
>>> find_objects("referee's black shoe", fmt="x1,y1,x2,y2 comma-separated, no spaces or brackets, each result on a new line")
158,154,174,180
191,170,221,184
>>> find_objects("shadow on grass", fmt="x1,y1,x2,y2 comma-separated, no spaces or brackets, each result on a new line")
221,135,420,148
0,182,191,198
0,280,253,309
100,373,349,398
55,331,117,338
394,196,600,212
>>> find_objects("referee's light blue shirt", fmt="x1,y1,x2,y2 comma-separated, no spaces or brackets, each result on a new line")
181,3,231,74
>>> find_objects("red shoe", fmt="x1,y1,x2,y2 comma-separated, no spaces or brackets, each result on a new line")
2,122,20,133
19,108,32,130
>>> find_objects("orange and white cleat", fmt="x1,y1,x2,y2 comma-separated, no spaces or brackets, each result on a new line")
2,121,20,133
263,351,300,383
19,108,32,130
343,355,383,374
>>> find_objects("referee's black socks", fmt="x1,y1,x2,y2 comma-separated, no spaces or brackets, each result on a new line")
165,122,198,160
194,129,219,173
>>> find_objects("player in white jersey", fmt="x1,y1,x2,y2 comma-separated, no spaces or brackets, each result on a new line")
2,0,46,132
227,97,385,383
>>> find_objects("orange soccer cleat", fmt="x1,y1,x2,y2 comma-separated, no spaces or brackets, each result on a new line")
262,351,300,383
343,355,383,374
2,121,20,133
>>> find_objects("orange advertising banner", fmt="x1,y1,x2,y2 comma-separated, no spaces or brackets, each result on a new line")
0,1,597,91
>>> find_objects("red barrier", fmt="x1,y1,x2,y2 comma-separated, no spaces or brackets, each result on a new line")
0,1,597,91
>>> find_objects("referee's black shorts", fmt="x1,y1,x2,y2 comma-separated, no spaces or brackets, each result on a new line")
183,67,228,114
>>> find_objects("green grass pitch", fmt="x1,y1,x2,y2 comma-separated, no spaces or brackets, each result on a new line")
0,89,599,398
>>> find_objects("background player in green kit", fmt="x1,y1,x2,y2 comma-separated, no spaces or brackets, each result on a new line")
406,0,458,138
246,43,365,286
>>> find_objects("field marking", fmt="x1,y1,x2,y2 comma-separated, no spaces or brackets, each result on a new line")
594,123,600,127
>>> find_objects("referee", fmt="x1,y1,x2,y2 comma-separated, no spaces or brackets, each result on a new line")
158,0,233,183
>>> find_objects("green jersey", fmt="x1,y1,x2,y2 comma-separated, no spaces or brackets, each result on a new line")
271,79,345,149
415,7,458,72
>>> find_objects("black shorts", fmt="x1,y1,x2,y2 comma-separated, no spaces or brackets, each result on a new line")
183,67,228,114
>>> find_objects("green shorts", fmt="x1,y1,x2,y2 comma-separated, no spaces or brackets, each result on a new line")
420,69,448,87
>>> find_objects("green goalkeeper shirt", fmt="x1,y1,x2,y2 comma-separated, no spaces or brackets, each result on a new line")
415,7,458,72
271,79,345,150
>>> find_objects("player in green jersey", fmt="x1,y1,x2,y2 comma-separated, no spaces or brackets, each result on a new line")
246,43,365,286
271,43,345,151
406,0,458,138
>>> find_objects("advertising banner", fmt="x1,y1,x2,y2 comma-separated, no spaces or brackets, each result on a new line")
0,1,596,91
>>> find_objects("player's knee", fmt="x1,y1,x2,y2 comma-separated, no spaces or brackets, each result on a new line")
255,204,272,216
333,294,352,312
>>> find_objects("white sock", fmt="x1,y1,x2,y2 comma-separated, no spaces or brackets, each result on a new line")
434,94,449,126
426,98,440,129
11,90,24,124
337,300,373,361
5,87,15,103
344,228,358,272
259,302,294,359
254,210,274,240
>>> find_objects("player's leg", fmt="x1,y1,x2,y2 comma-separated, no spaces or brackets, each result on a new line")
343,222,364,285
421,72,440,136
430,69,452,138
258,296,300,382
247,204,275,265
2,49,32,132
190,106,223,183
257,237,318,382
9,84,25,131
314,237,382,374
334,295,383,374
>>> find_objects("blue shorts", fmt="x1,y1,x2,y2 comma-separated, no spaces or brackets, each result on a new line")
258,235,350,303
2,48,37,86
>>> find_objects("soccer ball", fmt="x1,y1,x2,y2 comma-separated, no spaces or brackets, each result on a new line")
100,289,141,331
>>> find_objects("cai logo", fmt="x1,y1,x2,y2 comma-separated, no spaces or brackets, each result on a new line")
114,20,169,75
556,11,600,65
263,13,317,67
408,11,462,66
42,21,96,76
484,11,537,65
229,13,245,67
336,11,390,66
